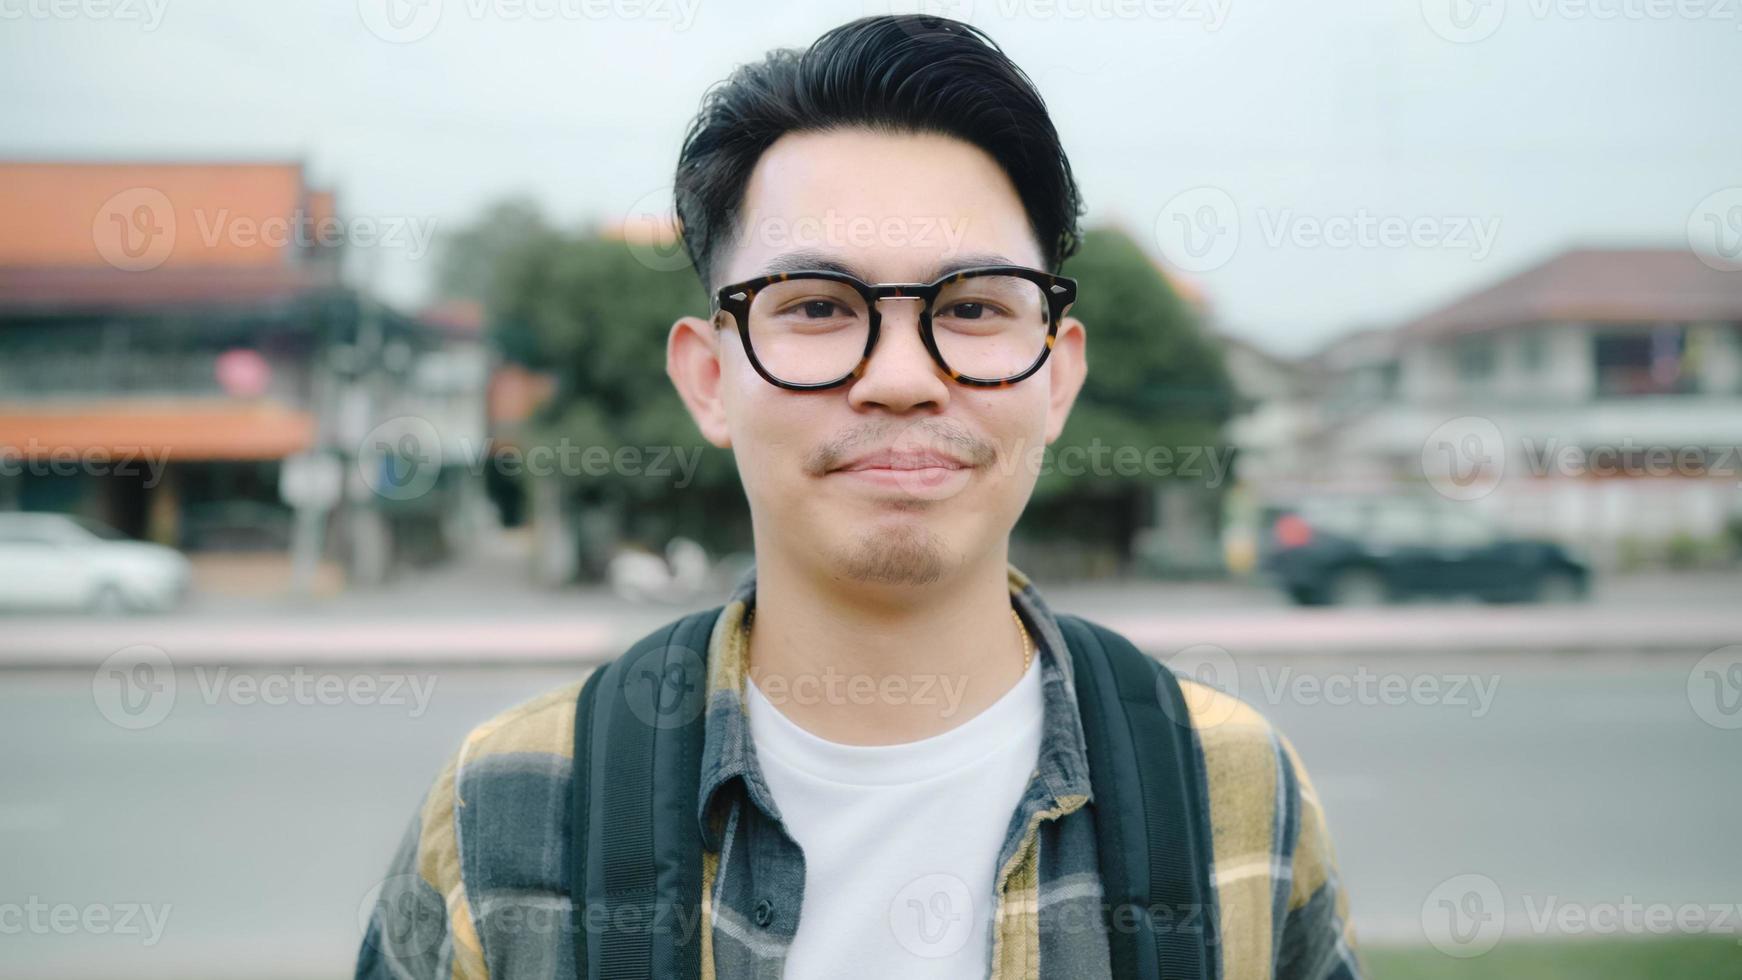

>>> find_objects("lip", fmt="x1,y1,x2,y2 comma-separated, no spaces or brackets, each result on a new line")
833,449,971,473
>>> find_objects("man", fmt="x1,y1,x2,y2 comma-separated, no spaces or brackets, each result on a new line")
358,15,1360,980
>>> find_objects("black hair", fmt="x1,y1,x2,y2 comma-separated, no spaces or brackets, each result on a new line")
673,15,1085,288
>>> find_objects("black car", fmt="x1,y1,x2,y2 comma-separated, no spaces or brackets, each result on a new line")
1260,496,1590,606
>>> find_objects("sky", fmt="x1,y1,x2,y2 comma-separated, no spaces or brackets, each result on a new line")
3,0,1738,354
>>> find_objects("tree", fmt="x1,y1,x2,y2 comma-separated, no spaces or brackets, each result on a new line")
1016,226,1235,571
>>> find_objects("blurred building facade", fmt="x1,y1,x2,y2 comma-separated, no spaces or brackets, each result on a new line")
0,161,488,592
1237,247,1742,569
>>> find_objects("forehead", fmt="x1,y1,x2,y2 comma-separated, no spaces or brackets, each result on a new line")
718,128,1044,286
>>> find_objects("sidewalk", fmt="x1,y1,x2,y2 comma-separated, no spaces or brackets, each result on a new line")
3,533,1738,666
4,589,1738,667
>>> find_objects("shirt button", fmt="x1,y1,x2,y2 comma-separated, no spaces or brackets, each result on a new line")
752,899,774,927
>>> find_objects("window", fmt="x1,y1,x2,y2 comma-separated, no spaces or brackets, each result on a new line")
1594,325,1697,397
1518,332,1547,374
1456,337,1496,387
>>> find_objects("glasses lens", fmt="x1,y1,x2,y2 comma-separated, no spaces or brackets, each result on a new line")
930,274,1050,381
747,277,872,385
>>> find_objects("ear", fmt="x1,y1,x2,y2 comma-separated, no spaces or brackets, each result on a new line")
1043,314,1087,444
666,314,732,449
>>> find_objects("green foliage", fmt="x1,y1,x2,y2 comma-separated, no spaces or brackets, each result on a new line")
1042,226,1234,499
1361,938,1742,980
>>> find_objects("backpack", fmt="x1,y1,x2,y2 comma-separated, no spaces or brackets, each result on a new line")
568,607,1217,980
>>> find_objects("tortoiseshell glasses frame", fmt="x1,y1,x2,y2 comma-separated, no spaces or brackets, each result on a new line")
710,265,1078,391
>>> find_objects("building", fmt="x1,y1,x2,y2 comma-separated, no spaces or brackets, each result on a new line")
0,161,487,591
1280,247,1742,567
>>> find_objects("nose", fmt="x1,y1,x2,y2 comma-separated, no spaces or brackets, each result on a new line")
845,296,951,412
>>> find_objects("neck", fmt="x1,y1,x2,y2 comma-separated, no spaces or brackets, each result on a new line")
743,545,1030,746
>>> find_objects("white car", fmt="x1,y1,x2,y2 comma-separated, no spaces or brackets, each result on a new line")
0,513,192,613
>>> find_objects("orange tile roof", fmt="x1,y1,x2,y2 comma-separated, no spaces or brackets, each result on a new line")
0,400,315,461
0,161,326,271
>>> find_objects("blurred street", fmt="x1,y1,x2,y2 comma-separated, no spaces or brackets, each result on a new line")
3,562,1740,664
3,644,1738,978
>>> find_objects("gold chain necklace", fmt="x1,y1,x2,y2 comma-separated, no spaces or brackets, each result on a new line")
743,606,1033,672
1013,607,1033,673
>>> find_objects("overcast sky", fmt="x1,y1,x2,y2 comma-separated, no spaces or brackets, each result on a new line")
4,0,1737,354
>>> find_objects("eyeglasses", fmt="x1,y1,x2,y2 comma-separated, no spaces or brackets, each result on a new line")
711,265,1077,391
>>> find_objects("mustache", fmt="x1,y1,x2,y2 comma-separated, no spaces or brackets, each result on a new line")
803,420,999,477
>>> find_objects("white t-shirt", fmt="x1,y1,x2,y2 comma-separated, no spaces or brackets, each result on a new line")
744,653,1045,980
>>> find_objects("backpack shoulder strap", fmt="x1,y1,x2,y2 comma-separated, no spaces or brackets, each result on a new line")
570,606,720,980
1056,612,1218,980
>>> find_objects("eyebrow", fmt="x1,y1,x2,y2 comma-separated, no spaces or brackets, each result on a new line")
754,250,1021,282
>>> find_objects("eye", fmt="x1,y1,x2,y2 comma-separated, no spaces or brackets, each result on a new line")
938,300,1010,320
800,299,842,319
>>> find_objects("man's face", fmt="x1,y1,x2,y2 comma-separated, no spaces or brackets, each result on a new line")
668,128,1086,589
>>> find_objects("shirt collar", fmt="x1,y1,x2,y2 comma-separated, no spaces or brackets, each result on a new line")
695,560,1095,849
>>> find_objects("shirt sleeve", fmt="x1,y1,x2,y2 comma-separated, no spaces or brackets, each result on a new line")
1272,733,1364,980
355,751,485,980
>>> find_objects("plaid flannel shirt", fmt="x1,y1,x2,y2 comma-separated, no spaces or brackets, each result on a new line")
357,562,1362,980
